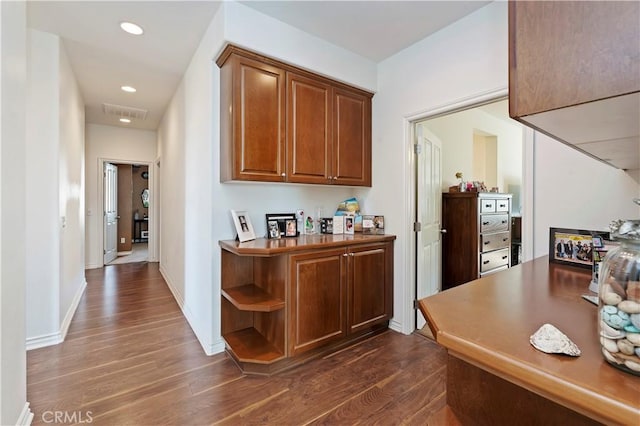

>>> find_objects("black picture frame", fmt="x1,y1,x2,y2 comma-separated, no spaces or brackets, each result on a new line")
549,227,609,269
265,213,297,238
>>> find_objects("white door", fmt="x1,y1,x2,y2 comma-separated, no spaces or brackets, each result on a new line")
103,162,118,264
415,123,443,329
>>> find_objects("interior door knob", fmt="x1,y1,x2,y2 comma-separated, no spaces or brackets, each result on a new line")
440,229,447,234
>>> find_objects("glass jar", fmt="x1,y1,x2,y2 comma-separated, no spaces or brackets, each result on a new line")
598,219,640,376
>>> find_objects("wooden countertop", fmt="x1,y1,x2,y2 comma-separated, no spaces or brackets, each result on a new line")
419,256,640,425
219,234,396,256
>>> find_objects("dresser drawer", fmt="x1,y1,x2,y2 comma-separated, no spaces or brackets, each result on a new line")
480,199,496,213
480,214,509,233
481,232,510,252
496,199,510,212
480,248,510,273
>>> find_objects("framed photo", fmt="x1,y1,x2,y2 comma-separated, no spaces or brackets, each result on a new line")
265,213,298,238
548,227,609,269
285,219,297,237
267,220,280,239
231,210,256,242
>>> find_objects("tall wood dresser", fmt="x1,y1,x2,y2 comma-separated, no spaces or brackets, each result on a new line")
442,192,512,290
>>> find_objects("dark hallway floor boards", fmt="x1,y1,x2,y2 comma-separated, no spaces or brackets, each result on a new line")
27,262,446,425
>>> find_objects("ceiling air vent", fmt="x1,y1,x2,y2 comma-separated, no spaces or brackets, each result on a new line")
102,103,148,121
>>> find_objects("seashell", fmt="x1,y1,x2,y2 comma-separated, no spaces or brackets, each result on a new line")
530,324,581,356
617,339,636,355
618,300,640,314
626,281,640,303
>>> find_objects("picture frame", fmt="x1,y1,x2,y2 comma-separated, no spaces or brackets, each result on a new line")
231,210,256,242
267,220,280,239
265,213,298,238
548,227,609,269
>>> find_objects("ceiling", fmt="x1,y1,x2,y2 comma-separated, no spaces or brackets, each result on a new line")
26,1,491,131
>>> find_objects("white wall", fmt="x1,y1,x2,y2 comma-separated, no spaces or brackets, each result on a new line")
25,31,87,350
26,30,60,343
424,106,522,193
58,39,85,338
374,2,510,333
0,1,31,423
85,123,157,269
532,132,640,258
158,1,376,354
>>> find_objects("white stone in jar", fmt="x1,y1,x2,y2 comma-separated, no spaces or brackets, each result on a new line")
618,300,640,314
623,359,640,372
601,336,619,353
602,291,623,305
626,332,640,345
617,339,636,355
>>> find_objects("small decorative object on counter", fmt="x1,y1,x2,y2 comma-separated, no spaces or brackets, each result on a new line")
530,323,581,356
598,200,640,376
455,172,465,192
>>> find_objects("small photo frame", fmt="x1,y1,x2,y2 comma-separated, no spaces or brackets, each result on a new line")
231,210,256,242
345,216,354,235
267,220,280,239
549,227,608,269
373,216,385,234
265,213,298,238
285,219,297,237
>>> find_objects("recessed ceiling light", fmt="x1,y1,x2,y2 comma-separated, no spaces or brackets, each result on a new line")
119,118,131,123
120,21,144,35
121,85,137,93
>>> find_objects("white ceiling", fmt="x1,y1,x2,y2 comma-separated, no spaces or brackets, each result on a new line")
26,1,491,131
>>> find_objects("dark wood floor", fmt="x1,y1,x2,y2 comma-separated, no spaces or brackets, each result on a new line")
27,262,447,425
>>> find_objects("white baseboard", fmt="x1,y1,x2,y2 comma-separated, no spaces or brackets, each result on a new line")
26,332,62,351
159,266,224,356
26,278,86,351
16,402,34,425
60,278,87,341
389,318,405,334
85,262,101,269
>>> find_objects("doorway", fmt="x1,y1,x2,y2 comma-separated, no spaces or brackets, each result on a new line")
413,97,526,330
99,159,155,266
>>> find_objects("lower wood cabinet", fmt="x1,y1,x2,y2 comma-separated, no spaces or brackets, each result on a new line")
220,235,394,374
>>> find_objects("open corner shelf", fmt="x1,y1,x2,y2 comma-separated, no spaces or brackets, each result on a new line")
224,328,285,364
221,284,285,312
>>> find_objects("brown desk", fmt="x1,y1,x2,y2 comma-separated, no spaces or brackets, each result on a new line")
419,256,640,425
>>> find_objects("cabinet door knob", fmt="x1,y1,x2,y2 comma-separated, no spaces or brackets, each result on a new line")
333,176,338,180
343,253,348,257
440,229,447,234
328,176,333,180
281,173,286,177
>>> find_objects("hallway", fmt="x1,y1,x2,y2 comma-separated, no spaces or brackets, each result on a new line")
27,262,447,425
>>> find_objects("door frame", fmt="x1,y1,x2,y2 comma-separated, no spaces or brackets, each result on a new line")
98,157,158,267
403,87,535,332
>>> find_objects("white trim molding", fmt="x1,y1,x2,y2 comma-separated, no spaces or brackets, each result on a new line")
159,266,225,356
26,279,86,350
16,403,34,426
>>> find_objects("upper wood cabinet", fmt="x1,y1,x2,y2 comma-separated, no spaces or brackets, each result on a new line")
217,45,373,186
508,1,640,177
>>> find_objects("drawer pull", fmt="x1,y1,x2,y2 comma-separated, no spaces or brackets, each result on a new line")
483,260,490,265
484,241,490,245
485,204,491,208
502,220,507,224
503,238,509,242
483,221,490,225
502,255,508,260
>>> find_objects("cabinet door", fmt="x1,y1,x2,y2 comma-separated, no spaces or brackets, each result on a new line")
223,54,286,182
348,243,392,334
332,87,372,186
289,249,346,355
287,72,332,184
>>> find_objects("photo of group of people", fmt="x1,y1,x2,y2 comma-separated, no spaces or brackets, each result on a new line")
553,233,594,265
